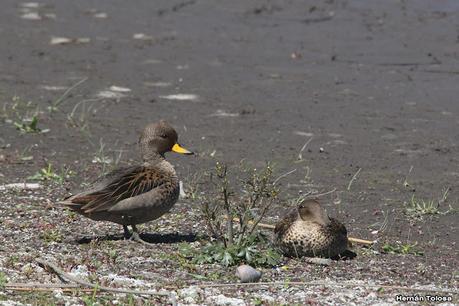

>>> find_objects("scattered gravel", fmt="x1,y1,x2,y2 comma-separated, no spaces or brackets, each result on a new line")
0,184,457,305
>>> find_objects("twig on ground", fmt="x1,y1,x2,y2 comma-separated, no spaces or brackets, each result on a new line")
273,169,297,185
403,165,413,188
438,187,450,207
347,168,361,191
5,283,92,293
347,237,375,245
298,137,313,160
35,258,177,305
5,283,80,289
308,188,337,198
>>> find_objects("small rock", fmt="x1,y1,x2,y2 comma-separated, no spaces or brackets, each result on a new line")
40,85,68,91
159,94,198,101
179,286,202,304
143,81,172,87
50,37,90,45
133,33,153,40
106,273,145,286
209,110,239,117
44,13,56,19
255,294,275,303
96,91,126,99
159,94,199,101
70,265,89,278
109,85,131,93
50,37,72,45
93,12,108,18
21,2,40,8
366,291,378,300
21,12,41,20
211,294,245,306
235,265,262,283
75,37,91,44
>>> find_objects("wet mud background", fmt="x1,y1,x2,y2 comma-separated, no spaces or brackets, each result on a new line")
1,0,458,305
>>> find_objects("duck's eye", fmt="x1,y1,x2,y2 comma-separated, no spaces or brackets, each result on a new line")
160,134,168,139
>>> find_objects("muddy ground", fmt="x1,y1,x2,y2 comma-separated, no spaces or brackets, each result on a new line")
0,0,458,305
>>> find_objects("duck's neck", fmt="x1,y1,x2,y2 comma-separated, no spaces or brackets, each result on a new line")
142,151,165,166
142,153,176,173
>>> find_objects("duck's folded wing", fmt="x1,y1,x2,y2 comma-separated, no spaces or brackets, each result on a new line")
274,209,298,237
107,183,174,213
85,165,142,194
62,165,162,213
329,218,347,236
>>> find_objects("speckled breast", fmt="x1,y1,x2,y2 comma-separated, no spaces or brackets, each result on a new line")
277,221,348,258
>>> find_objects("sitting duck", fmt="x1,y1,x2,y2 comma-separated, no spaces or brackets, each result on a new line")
274,198,349,258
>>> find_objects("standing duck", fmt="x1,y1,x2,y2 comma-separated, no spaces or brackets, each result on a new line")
274,199,348,258
61,120,193,244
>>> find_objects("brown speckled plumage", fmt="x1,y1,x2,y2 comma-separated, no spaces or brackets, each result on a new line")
274,199,348,258
60,120,192,240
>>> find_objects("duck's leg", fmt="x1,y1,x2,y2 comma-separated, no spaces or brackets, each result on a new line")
123,225,131,239
129,224,154,245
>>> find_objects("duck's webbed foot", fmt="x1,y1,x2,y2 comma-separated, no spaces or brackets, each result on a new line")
128,225,154,246
123,225,131,239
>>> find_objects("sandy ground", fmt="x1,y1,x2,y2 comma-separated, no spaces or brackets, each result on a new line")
1,0,458,305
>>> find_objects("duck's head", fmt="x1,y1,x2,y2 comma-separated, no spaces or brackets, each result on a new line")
140,120,193,159
298,199,330,225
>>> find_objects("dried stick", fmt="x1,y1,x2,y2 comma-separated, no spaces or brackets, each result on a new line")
347,168,361,191
273,169,297,185
346,237,375,245
5,283,92,293
244,198,273,239
298,137,313,160
5,283,81,290
307,188,337,198
36,258,177,305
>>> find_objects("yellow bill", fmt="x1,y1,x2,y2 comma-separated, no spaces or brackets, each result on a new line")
172,143,193,155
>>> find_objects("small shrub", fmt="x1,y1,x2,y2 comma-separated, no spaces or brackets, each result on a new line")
5,255,20,268
28,163,73,184
193,161,282,267
180,233,282,267
0,272,7,288
40,229,63,243
2,96,49,134
14,114,41,133
405,188,455,220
